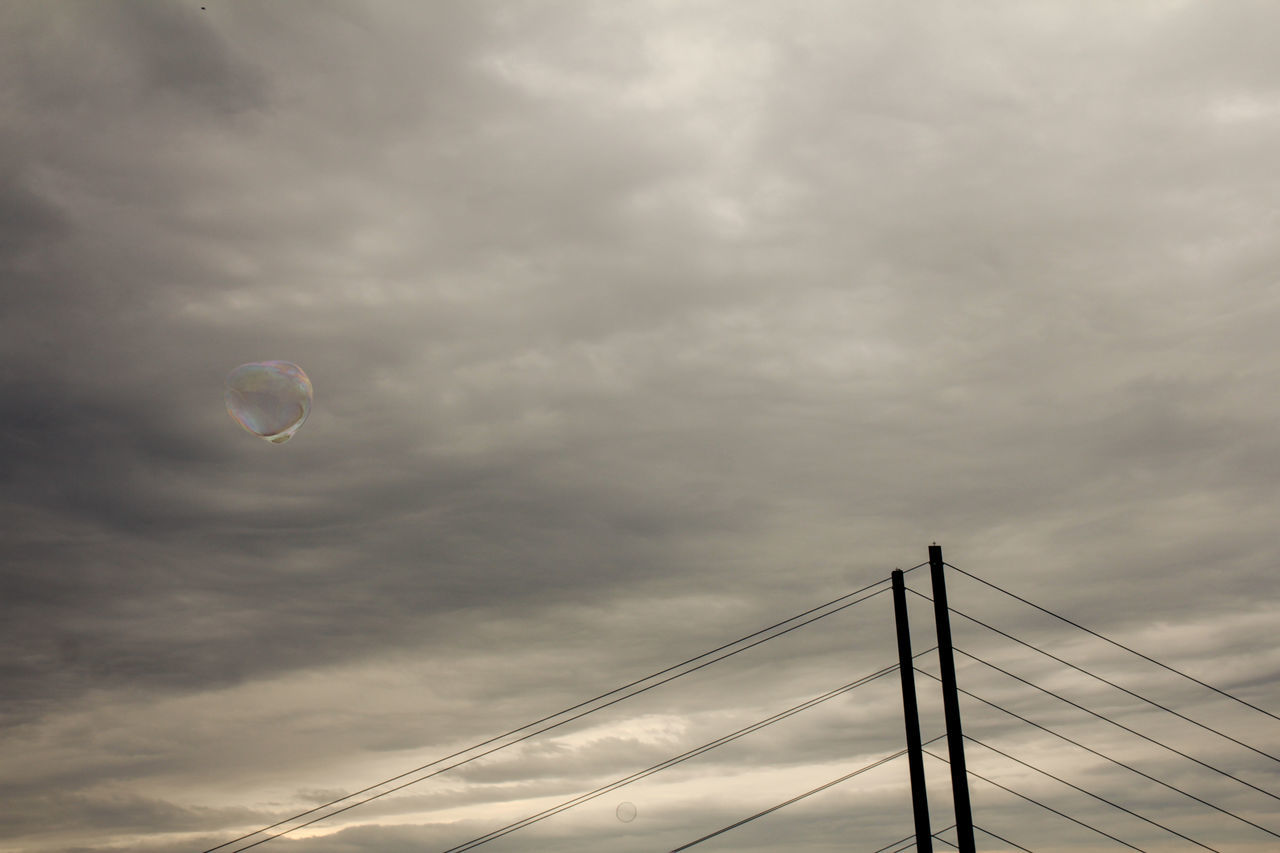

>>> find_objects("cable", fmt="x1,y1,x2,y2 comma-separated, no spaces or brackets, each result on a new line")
205,571,914,852
930,829,960,850
965,735,1219,852
889,829,959,853
923,748,1148,852
939,598,1280,765
869,832,914,853
974,824,1036,853
957,647,1280,804
868,824,956,853
914,667,1280,841
445,671,901,852
667,741,937,853
945,562,1280,723
442,660,912,852
232,586,897,852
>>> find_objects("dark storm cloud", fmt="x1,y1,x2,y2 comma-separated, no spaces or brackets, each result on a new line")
0,0,589,713
3,1,1280,851
93,2,268,114
3,2,265,115
0,171,67,256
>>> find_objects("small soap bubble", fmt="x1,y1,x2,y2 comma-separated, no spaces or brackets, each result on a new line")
615,801,637,823
225,361,312,444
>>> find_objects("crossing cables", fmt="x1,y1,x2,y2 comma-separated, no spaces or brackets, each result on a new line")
939,601,1280,766
667,737,942,853
905,583,1280,804
955,647,1280,805
923,748,1149,852
945,563,1280,723
905,562,1280,850
912,667,1280,841
972,825,1036,853
964,734,1220,852
444,658,915,852
203,564,924,852
870,824,957,853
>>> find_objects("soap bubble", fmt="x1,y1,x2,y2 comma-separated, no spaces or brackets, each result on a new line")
615,801,637,823
225,361,312,444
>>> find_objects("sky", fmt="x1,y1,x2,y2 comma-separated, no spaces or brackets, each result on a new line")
2,1,1279,851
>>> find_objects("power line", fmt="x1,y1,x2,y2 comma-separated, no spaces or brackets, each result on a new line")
937,597,1280,765
957,647,1280,805
923,748,1148,852
233,585,895,852
914,667,1280,841
929,829,960,850
889,828,959,853
974,824,1036,853
205,572,913,852
945,563,1280,723
442,660,913,852
869,824,956,853
668,745,927,853
965,735,1219,852
870,832,915,853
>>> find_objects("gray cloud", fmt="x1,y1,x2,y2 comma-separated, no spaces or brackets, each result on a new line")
2,1,1278,851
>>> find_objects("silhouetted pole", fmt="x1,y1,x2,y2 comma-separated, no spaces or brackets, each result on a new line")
892,569,932,852
929,544,975,853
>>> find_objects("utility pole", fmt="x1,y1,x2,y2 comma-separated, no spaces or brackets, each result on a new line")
892,568,932,852
929,544,976,853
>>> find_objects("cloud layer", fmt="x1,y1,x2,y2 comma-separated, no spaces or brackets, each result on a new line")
2,2,1279,851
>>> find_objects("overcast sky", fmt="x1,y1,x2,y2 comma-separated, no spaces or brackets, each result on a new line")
3,2,1280,851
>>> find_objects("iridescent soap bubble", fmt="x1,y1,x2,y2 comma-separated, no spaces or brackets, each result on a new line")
225,361,312,444
615,801,637,823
